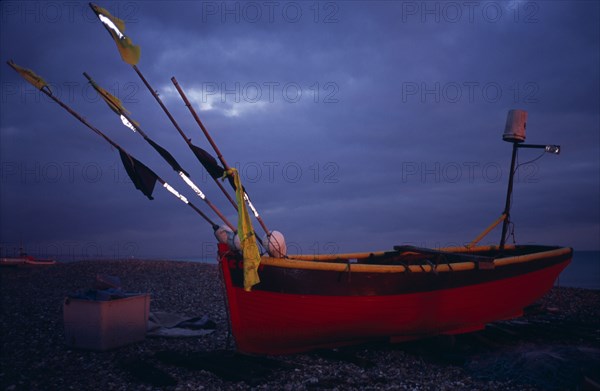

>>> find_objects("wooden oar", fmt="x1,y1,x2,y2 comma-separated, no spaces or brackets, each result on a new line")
393,245,496,269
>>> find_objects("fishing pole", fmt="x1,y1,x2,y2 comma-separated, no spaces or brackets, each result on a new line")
7,60,220,231
87,2,276,254
170,77,271,237
83,72,237,232
87,3,239,213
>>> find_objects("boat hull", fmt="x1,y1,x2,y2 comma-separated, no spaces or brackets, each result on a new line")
0,257,26,267
0,257,56,266
219,245,571,355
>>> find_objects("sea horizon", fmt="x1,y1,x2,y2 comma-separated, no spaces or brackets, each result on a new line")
555,250,600,290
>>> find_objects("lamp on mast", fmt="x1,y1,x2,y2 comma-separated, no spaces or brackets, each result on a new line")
500,109,560,250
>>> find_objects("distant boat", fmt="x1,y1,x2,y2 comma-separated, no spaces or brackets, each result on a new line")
0,248,56,267
218,244,572,355
0,257,26,267
23,257,56,266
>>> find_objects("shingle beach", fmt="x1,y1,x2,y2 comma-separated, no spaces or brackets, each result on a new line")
1,260,598,391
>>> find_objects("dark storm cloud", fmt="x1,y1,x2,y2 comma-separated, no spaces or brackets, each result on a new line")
1,1,598,260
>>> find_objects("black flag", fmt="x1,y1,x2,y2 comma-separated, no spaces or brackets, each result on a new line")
118,148,158,200
145,137,189,177
190,144,225,179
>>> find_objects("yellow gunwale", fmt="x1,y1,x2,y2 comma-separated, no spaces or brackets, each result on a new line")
258,246,572,274
287,244,516,261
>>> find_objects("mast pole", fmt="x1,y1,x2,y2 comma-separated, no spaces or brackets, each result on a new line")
499,142,519,250
171,77,271,236
131,65,239,211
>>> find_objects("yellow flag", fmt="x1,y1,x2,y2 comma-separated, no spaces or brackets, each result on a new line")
90,3,141,65
87,76,129,116
7,60,47,90
224,168,261,291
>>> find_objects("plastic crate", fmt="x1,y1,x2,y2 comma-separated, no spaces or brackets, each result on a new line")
63,294,150,351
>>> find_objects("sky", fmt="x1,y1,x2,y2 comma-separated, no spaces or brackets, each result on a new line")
1,0,598,260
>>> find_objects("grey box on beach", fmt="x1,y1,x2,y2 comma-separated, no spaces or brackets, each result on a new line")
63,294,150,351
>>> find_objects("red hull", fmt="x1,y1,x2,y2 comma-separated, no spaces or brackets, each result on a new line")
220,249,570,355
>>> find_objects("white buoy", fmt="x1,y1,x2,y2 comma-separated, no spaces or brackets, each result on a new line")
214,225,240,250
264,231,287,258
214,225,232,244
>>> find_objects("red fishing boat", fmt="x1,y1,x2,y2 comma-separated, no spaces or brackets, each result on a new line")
216,109,571,355
218,244,572,355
